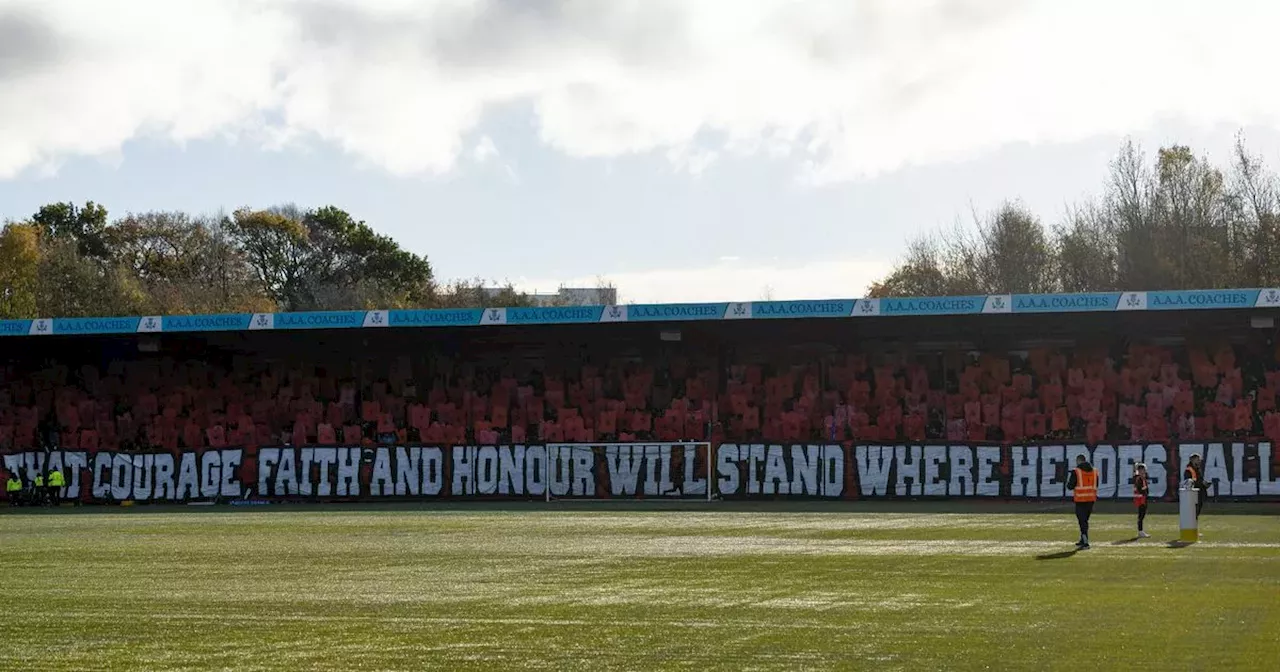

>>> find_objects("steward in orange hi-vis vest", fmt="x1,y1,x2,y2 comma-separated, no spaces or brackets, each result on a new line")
1066,455,1097,548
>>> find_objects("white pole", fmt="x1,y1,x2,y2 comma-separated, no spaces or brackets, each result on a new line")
1178,479,1198,542
706,442,712,502
545,444,551,503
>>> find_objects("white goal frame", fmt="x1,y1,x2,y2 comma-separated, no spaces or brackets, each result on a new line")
543,442,714,502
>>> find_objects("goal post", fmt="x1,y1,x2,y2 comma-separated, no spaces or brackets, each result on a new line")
543,442,715,502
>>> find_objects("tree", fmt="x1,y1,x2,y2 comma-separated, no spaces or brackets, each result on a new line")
0,223,40,318
105,211,272,314
34,239,147,318
227,205,435,311
867,138,1280,297
30,201,111,260
971,203,1055,294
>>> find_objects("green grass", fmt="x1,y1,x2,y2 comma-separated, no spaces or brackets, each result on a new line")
1,502,1277,671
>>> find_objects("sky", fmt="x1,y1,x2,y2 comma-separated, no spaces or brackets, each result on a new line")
3,0,1280,304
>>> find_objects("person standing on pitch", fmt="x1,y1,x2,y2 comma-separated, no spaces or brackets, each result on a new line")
1133,463,1150,538
1066,454,1098,549
32,472,45,507
46,467,65,505
5,472,22,507
1184,453,1208,519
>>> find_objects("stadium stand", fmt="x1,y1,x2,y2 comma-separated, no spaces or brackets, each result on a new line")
3,328,1278,453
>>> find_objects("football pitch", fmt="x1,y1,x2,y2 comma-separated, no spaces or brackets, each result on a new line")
1,502,1277,671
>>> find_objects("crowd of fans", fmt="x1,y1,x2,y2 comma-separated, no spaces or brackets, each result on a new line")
2,338,1279,452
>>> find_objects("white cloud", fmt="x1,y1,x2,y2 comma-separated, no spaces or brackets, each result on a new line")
3,0,1280,181
512,257,894,304
471,135,499,164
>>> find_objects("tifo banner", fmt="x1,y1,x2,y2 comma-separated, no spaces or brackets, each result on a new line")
3,442,1279,504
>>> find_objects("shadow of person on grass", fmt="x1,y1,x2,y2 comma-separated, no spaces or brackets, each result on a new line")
1035,549,1080,560
1111,537,1140,545
1166,540,1195,548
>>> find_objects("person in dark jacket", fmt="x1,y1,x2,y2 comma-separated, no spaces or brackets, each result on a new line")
1066,454,1098,549
1133,463,1150,538
1184,453,1208,519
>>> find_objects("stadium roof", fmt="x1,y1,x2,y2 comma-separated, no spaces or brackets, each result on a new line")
3,288,1278,338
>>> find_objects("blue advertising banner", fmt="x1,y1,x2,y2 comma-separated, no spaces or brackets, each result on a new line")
1,287,1277,338
163,314,256,332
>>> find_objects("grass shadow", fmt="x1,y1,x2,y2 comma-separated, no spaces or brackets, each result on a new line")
1035,549,1080,560
1111,537,1140,545
1166,540,1196,549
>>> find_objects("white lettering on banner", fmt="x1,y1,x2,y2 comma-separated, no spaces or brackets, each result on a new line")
1011,446,1037,497
498,446,524,495
1204,444,1230,496
895,445,923,496
110,453,132,500
573,447,594,496
1144,445,1169,498
298,448,315,496
1259,443,1280,495
548,446,594,496
763,445,789,495
153,453,175,499
1230,443,1258,496
1094,446,1117,499
336,448,360,497
684,447,707,496
977,446,1001,497
257,448,279,497
370,447,393,496
57,451,83,498
658,446,676,495
949,446,975,496
313,448,337,497
8,441,1280,502
220,450,243,498
643,446,663,496
923,446,947,496
1117,446,1143,498
821,445,844,497
275,448,298,496
393,447,420,496
791,446,819,496
1,453,20,483
454,446,476,495
717,444,740,496
476,446,499,495
747,444,765,495
607,446,643,496
524,446,545,496
200,450,221,499
713,444,839,497
132,454,153,501
856,445,893,496
423,447,444,495
1039,446,1065,498
92,451,112,499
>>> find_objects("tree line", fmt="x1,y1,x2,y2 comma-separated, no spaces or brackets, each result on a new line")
867,138,1280,297
0,204,536,318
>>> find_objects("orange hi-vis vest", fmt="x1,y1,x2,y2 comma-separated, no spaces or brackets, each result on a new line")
1186,465,1199,483
1073,468,1098,502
